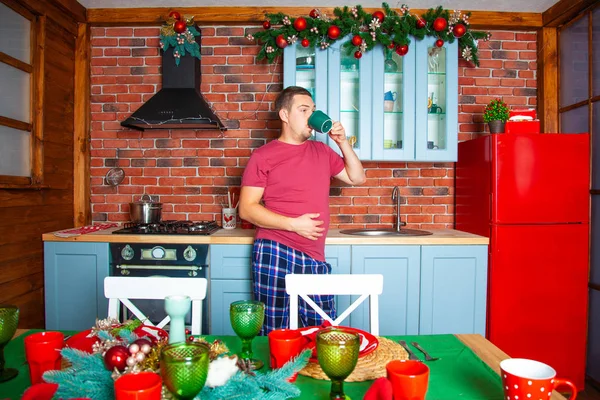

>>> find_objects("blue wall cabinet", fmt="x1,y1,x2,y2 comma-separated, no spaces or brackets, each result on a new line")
44,242,110,331
420,245,487,335
283,36,457,161
350,245,421,335
415,37,458,161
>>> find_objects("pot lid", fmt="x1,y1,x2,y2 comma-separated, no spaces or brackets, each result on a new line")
131,194,162,205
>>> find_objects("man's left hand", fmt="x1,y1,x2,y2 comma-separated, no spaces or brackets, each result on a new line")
327,121,347,145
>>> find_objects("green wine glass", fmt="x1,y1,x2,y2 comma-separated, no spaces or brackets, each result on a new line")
0,305,19,382
160,342,210,400
229,300,265,370
317,327,360,400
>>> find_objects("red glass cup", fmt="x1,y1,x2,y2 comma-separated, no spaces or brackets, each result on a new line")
114,371,163,400
268,329,307,382
386,359,429,400
24,331,64,384
500,358,577,400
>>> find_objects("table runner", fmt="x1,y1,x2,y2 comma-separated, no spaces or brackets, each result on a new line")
1,331,504,400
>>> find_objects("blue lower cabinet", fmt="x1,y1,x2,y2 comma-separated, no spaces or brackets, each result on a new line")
210,244,252,280
351,245,421,335
210,279,253,335
420,245,488,335
44,242,109,331
325,245,351,324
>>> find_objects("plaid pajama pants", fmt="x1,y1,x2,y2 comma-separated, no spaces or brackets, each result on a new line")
252,239,337,336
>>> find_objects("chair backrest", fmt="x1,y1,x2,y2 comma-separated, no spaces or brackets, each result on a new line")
104,277,207,335
285,274,384,335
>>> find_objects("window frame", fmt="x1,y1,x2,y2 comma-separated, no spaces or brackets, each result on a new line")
0,0,44,188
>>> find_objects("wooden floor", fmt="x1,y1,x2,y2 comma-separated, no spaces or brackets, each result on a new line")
579,381,600,400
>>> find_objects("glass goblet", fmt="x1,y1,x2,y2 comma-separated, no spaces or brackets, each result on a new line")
317,327,360,400
160,342,210,400
229,300,265,369
0,305,19,382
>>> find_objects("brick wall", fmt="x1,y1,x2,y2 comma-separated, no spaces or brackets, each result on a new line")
90,27,537,229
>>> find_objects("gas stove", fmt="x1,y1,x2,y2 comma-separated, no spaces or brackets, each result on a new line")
112,220,220,235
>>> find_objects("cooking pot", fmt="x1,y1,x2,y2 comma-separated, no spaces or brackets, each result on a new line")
129,194,162,224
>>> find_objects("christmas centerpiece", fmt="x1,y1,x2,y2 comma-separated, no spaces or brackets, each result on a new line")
42,318,310,400
159,11,201,65
483,98,510,133
247,3,490,66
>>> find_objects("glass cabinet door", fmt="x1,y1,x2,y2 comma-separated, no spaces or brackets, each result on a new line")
283,43,328,143
415,37,458,161
372,44,416,160
327,37,371,159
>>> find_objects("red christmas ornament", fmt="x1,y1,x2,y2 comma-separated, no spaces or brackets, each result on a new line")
104,345,129,371
453,23,466,38
188,335,195,342
173,20,187,34
372,11,385,22
293,17,307,31
185,328,191,335
435,39,444,48
388,43,395,49
301,38,310,47
351,35,363,47
262,21,271,30
168,11,181,20
276,34,288,49
416,18,426,29
309,9,319,18
327,25,341,40
433,17,447,32
396,44,409,56
133,338,153,348
354,50,363,59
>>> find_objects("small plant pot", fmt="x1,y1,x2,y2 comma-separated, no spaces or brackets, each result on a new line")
488,120,505,133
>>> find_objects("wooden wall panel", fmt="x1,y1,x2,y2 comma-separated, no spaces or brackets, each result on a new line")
0,0,77,328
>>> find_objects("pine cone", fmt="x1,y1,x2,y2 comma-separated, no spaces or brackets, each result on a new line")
236,358,257,376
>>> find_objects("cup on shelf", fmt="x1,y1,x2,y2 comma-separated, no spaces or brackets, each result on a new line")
427,141,439,150
429,104,443,114
24,331,64,385
384,100,395,112
384,139,393,149
384,91,397,102
222,207,237,230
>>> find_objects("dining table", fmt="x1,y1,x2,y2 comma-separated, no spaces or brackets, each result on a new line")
2,329,566,400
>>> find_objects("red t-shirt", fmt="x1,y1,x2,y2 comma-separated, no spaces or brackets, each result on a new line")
241,139,345,261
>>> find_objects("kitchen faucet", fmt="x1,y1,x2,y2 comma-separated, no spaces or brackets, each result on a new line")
392,186,407,232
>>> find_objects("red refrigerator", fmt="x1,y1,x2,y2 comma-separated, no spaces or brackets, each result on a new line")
455,133,590,389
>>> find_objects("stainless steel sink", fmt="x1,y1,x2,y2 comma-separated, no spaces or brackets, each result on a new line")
339,228,433,236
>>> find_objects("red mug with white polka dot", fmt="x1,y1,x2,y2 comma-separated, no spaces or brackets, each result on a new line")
500,358,577,400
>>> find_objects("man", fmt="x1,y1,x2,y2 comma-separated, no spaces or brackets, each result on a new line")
239,86,366,335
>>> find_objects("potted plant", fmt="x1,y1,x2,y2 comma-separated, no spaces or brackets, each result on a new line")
483,98,510,133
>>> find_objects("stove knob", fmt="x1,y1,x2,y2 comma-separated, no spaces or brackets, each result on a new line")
121,245,134,261
151,246,166,259
183,246,197,262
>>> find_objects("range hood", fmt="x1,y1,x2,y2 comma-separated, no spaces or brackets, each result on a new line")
121,26,225,131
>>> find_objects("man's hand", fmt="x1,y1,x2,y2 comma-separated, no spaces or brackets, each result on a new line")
290,213,324,240
327,121,347,146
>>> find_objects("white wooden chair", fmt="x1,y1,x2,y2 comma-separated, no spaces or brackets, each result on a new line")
104,277,207,335
285,274,384,335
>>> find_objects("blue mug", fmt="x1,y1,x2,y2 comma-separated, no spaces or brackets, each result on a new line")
384,91,397,101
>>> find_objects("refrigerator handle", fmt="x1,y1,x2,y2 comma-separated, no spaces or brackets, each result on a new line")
489,193,492,222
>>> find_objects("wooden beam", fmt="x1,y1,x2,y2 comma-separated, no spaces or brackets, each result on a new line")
73,22,91,227
538,27,559,133
48,0,86,23
0,51,32,73
542,0,597,27
31,15,45,186
0,116,31,132
87,7,542,29
9,0,78,36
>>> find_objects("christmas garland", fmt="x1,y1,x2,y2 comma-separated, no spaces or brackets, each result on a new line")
159,11,201,66
247,3,490,66
42,318,310,400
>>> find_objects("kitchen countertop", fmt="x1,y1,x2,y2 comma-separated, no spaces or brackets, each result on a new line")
42,227,489,245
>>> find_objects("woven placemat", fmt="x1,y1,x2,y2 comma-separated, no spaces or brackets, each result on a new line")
298,336,408,382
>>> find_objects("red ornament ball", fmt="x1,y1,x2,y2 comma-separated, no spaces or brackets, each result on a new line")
435,39,444,48
168,11,181,20
388,43,395,49
372,11,385,22
327,25,341,40
262,21,271,30
416,18,426,29
276,34,288,49
433,17,447,32
301,38,310,47
185,328,191,335
453,23,466,38
133,338,153,348
173,20,187,34
396,44,409,56
351,35,363,47
309,9,319,19
293,17,307,31
104,345,129,371
188,335,195,342
354,51,363,59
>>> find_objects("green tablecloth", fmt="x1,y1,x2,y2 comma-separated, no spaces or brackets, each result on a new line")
1,332,504,400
